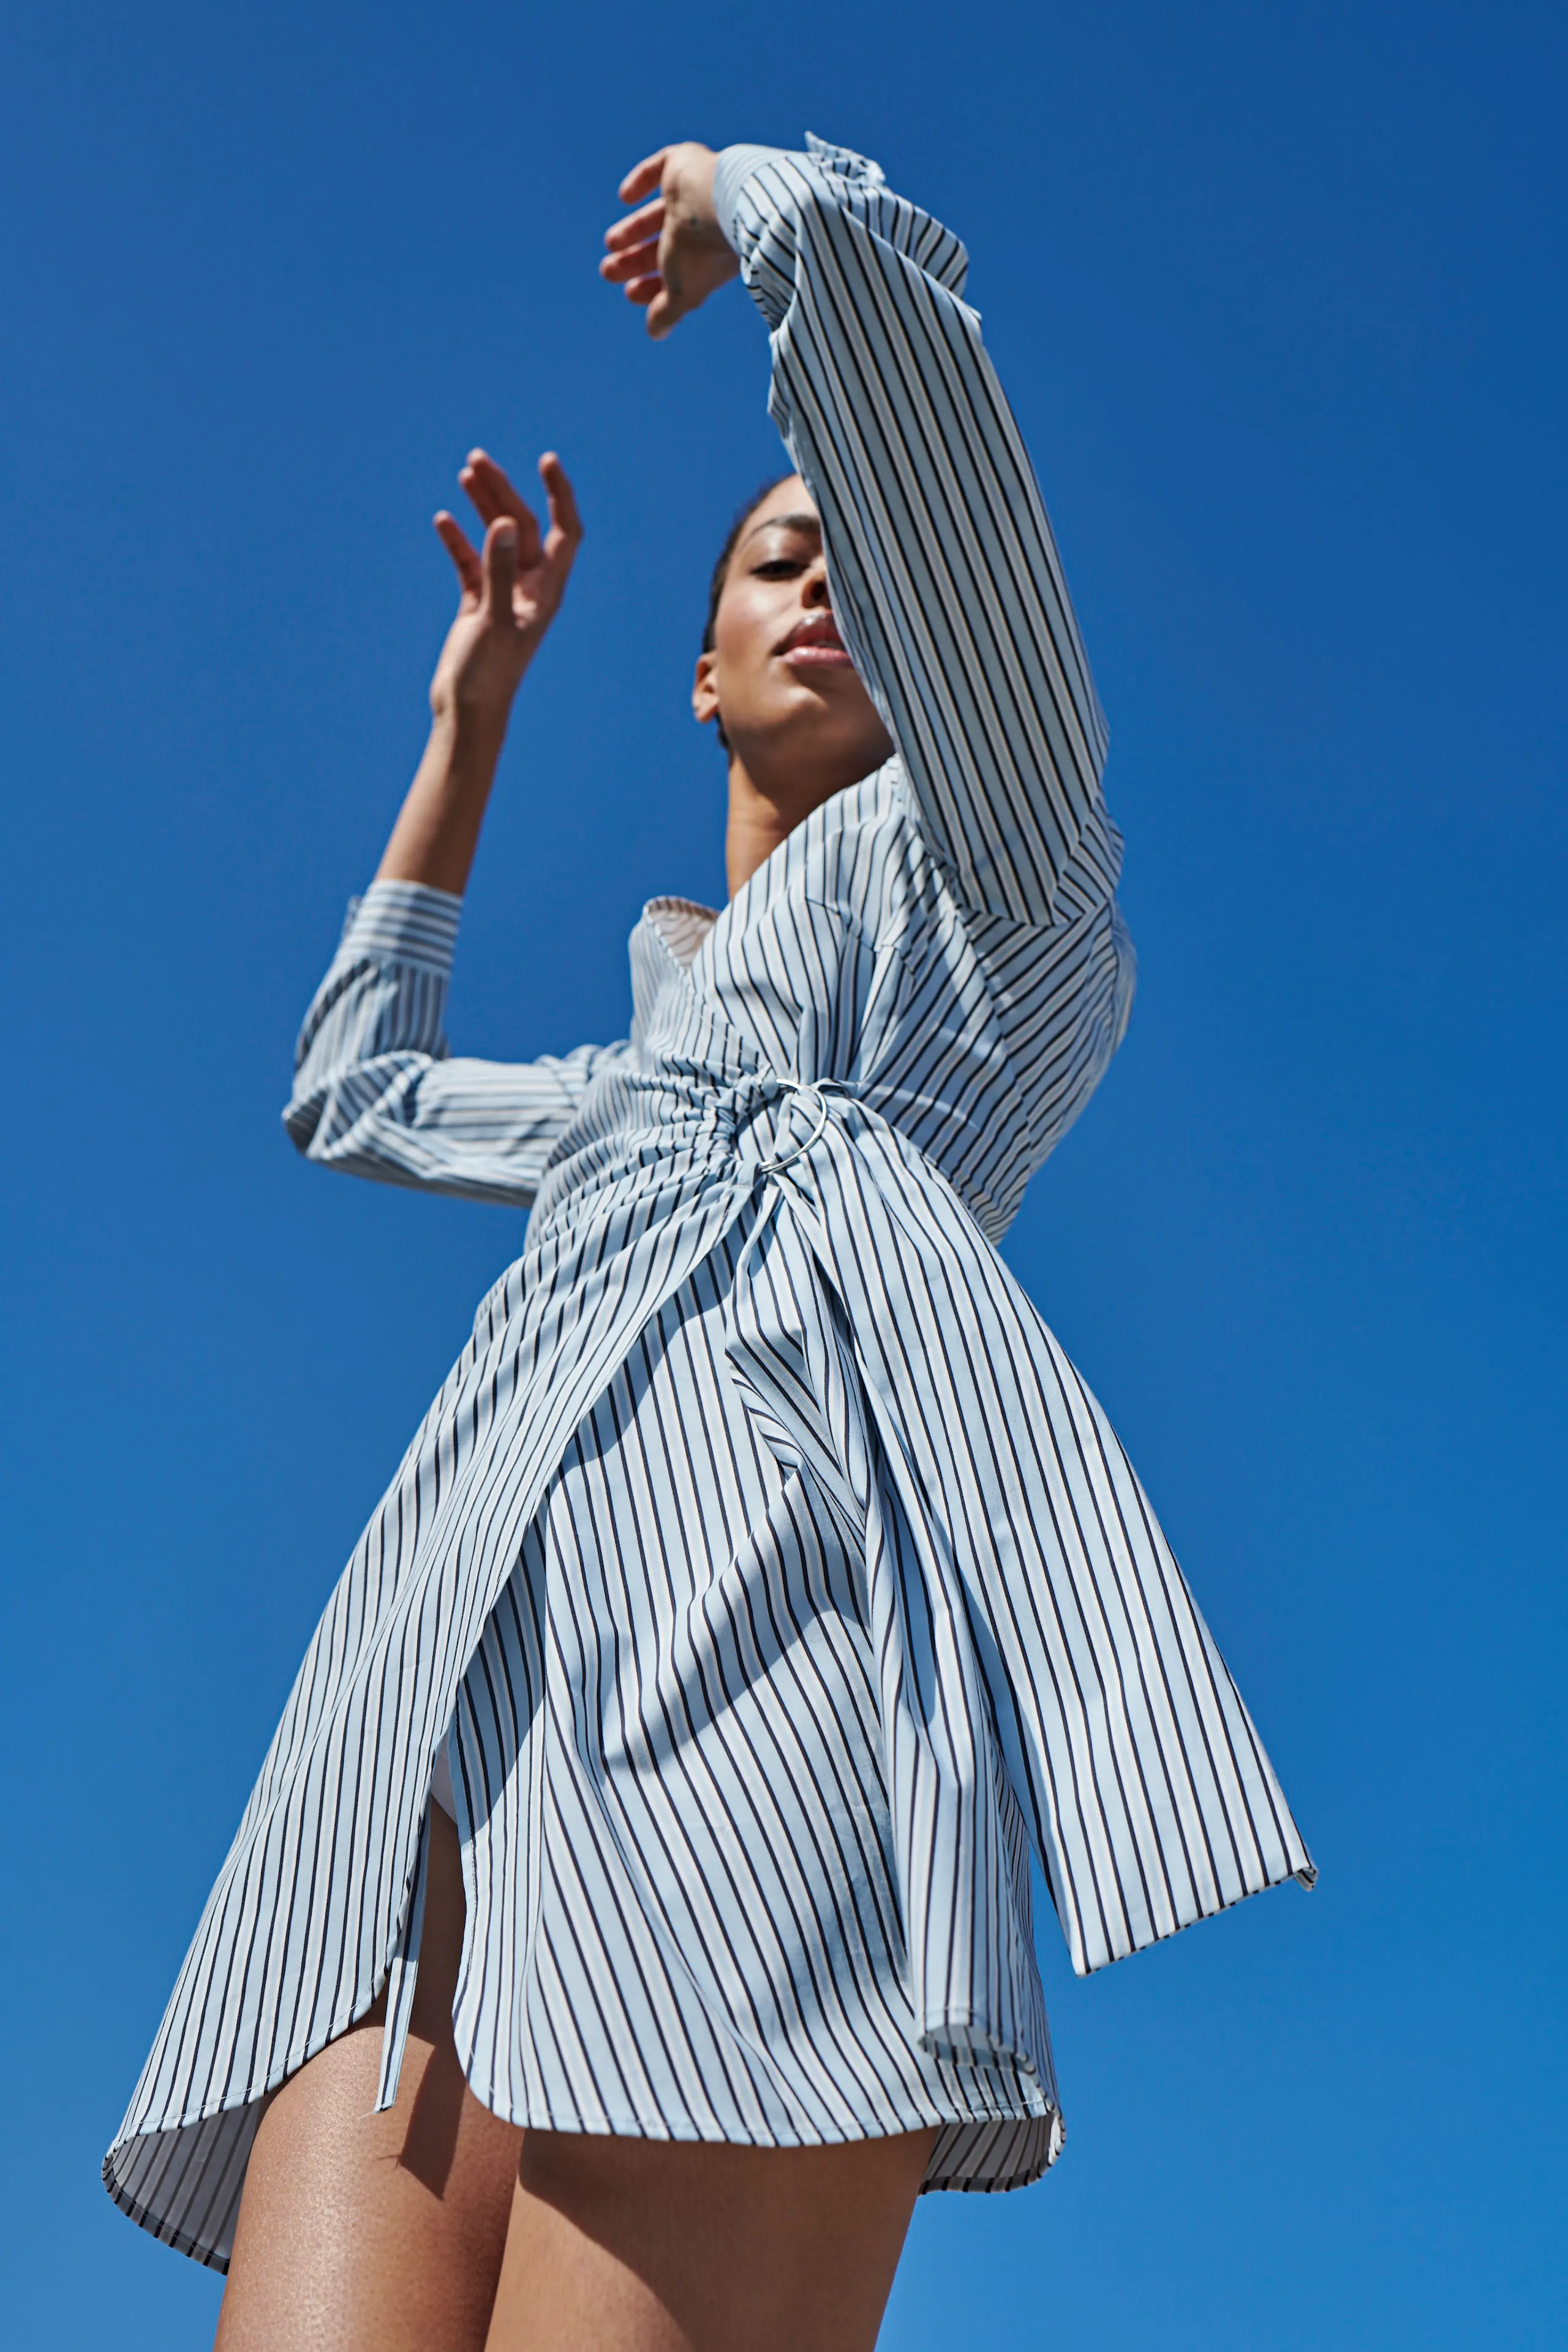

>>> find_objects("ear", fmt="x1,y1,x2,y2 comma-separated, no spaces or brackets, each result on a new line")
692,649,721,726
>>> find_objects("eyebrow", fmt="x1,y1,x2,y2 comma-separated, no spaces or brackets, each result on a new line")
737,511,823,550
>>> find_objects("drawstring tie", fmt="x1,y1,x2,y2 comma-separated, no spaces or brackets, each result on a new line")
374,1785,432,2113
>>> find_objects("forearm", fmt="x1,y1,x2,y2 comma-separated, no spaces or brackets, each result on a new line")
374,710,508,897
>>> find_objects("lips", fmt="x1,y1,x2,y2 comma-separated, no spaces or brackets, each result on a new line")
780,615,854,668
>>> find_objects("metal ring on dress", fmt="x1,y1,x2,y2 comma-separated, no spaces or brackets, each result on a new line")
758,1080,836,1175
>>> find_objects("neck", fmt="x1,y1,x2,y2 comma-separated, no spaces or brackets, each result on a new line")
724,749,871,898
724,763,796,898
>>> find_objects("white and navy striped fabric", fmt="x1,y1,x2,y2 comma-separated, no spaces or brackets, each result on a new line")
105,135,1313,2271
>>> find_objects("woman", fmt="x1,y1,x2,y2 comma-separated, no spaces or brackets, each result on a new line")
105,135,1313,2350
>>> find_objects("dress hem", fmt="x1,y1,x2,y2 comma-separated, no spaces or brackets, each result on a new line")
459,2087,1061,2152
104,2051,1064,2275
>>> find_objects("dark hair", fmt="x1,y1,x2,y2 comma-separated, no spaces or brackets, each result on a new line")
701,476,793,752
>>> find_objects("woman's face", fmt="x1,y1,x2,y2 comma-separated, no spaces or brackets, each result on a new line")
692,477,894,796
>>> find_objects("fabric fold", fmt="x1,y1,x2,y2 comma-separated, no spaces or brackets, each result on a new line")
761,1090,1316,1981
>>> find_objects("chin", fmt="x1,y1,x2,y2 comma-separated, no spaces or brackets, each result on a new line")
778,717,884,775
778,684,888,753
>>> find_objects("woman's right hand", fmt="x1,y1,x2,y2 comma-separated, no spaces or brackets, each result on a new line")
428,449,582,743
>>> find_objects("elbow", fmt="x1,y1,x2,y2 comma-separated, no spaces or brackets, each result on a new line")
282,1057,369,1167
282,1088,329,1162
282,1047,416,1170
1109,903,1136,1052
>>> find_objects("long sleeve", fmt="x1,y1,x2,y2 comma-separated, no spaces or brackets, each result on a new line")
284,879,624,1207
714,135,1120,927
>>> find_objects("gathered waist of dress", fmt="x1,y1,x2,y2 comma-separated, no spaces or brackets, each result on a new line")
526,1064,863,1237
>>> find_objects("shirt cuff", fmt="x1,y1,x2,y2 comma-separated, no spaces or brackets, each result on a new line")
339,878,463,971
712,145,780,253
713,135,888,256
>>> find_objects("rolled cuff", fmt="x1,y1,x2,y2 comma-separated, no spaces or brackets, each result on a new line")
338,878,463,971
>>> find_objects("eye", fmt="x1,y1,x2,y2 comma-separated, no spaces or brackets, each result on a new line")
752,557,807,579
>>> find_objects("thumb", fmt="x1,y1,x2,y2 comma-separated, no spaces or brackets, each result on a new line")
484,518,518,619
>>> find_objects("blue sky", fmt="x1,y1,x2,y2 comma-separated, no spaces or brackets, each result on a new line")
2,2,1563,2343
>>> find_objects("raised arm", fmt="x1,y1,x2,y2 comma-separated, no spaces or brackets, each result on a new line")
605,138,1117,926
284,448,611,1206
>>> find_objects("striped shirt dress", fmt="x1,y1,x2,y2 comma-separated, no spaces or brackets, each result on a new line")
105,136,1314,2272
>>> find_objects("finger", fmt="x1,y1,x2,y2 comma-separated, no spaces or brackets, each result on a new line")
461,445,522,502
622,274,662,308
434,511,483,598
461,451,542,562
458,463,505,529
617,148,668,205
646,255,701,340
538,453,583,549
604,198,665,252
461,447,528,516
600,238,662,285
483,517,518,620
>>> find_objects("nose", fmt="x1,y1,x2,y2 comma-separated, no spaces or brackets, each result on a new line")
804,559,831,606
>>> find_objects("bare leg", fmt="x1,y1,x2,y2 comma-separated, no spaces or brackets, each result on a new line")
214,1806,523,2352
485,2124,939,2352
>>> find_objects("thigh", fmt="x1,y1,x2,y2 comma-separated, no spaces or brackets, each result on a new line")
485,2124,939,2352
214,1806,523,2352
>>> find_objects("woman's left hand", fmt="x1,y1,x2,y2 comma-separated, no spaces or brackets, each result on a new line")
601,143,739,340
